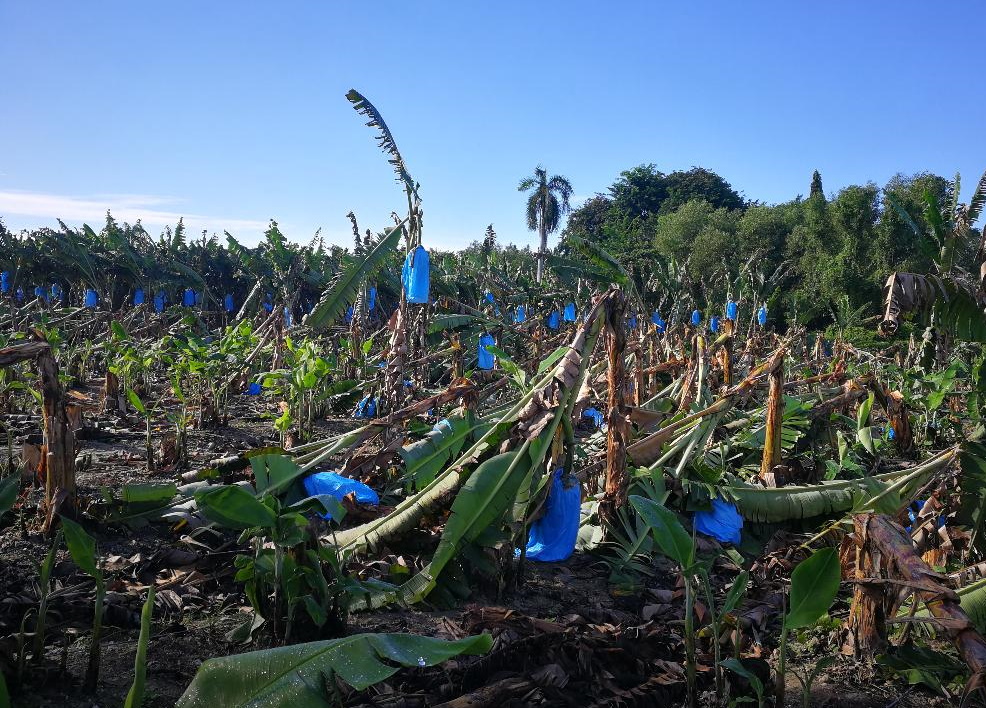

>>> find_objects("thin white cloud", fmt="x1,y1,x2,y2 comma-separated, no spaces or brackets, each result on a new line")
0,189,268,236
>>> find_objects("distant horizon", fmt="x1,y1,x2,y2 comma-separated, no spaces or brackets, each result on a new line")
2,1,984,249
0,164,971,251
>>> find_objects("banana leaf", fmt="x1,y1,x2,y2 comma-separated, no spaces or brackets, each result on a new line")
398,411,474,489
176,632,492,708
428,314,476,334
0,474,19,517
304,219,406,331
724,466,935,524
398,450,530,604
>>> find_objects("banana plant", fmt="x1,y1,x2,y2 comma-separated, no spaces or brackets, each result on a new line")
331,292,611,562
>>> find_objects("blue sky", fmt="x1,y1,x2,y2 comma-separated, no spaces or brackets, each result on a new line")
1,1,984,249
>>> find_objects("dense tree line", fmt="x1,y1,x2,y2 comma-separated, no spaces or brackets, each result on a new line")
560,165,973,329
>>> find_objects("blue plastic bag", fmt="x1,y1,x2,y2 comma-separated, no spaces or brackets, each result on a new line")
84,289,98,308
34,286,45,300
563,302,576,322
194,291,203,306
691,309,701,326
133,288,145,306
353,395,377,419
181,288,194,307
516,305,527,323
367,286,377,311
224,294,235,312
304,471,379,510
547,311,560,330
245,382,262,395
345,305,354,323
582,407,605,428
284,307,293,327
694,497,743,545
757,305,768,326
15,288,24,302
154,291,166,313
517,469,581,562
485,291,495,304
0,272,8,294
888,426,897,441
402,245,431,304
726,300,738,320
50,283,63,301
710,315,720,333
263,294,273,313
628,314,637,330
652,312,666,333
477,333,495,370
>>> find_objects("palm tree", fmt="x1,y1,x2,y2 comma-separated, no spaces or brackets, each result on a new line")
518,166,573,283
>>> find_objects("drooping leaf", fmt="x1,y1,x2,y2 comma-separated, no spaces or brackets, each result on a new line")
60,516,99,578
176,632,492,708
719,658,764,699
629,494,694,568
0,474,20,517
126,389,146,415
250,454,304,495
346,89,418,199
876,645,965,694
194,486,276,529
786,547,841,629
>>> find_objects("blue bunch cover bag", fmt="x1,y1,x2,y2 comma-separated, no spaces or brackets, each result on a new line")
694,497,743,544
402,245,431,304
477,333,496,370
303,471,379,513
517,469,581,562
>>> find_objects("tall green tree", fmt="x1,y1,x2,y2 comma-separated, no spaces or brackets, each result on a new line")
518,166,573,283
809,170,824,199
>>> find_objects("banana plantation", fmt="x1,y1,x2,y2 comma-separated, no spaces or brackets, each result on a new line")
2,91,986,708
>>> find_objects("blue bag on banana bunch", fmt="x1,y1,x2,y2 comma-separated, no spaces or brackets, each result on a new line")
694,497,743,545
582,407,605,429
353,395,377,419
477,333,496,370
517,469,582,562
303,472,379,517
402,245,431,304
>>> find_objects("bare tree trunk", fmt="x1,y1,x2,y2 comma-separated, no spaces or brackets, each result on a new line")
759,363,784,484
536,222,547,284
848,513,986,696
0,342,76,525
600,289,629,526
